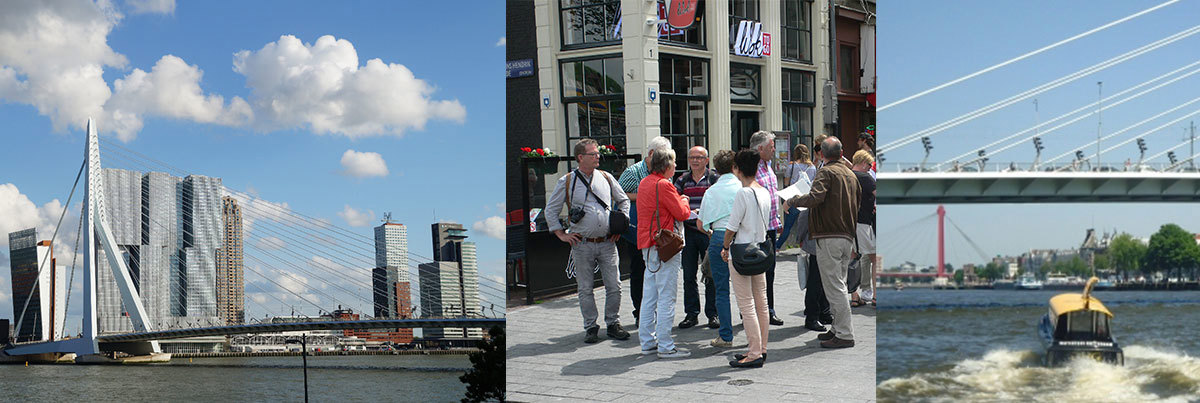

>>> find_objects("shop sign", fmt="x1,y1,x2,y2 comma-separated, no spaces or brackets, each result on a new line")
666,0,701,30
506,59,534,79
762,33,771,56
733,20,767,58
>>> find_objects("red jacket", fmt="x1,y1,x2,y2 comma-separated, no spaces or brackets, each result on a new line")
637,173,691,249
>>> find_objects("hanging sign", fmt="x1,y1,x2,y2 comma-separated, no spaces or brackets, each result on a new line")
667,0,701,30
762,33,771,56
733,20,765,58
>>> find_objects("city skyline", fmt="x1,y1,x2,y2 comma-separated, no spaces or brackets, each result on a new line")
0,0,506,327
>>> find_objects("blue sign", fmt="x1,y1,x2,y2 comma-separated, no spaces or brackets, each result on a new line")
648,87,657,102
506,59,534,79
543,94,551,108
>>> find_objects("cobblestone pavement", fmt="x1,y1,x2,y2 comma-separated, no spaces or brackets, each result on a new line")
507,251,876,402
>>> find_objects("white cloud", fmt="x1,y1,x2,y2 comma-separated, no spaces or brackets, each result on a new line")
105,55,252,140
126,0,175,15
338,205,374,227
249,293,268,304
472,216,506,240
255,236,286,250
495,37,506,47
233,34,466,137
339,149,389,178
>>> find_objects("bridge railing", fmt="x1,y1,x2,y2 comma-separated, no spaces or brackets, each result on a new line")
881,162,1200,173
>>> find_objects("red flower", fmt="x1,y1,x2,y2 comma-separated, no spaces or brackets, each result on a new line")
536,148,545,156
606,145,616,150
521,147,532,153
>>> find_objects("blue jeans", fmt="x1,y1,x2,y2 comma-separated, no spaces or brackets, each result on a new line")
776,207,801,250
707,230,733,342
639,246,681,353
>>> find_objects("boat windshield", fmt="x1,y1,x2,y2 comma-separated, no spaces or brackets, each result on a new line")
1056,311,1111,341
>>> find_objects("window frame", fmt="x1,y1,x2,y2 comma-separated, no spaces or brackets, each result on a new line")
659,54,712,172
729,62,762,105
782,69,816,151
560,54,627,159
656,0,706,50
559,0,624,51
728,0,761,54
780,0,813,63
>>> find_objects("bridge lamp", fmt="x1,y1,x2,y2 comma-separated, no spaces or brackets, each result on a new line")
285,335,310,403
1136,138,1146,152
921,137,932,152
1032,137,1043,152
1168,151,1178,165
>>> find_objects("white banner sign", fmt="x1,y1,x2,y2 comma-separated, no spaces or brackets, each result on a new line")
733,20,765,58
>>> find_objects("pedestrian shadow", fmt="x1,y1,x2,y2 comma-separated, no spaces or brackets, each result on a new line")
507,333,598,360
559,351,659,376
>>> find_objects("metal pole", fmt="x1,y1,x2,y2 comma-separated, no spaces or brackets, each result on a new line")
1191,121,1196,169
1096,82,1103,170
302,334,309,403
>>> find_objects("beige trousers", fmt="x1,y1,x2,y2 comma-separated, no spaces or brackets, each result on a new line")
730,270,770,358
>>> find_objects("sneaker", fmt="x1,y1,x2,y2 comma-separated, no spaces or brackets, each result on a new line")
658,348,691,359
607,323,630,340
817,330,836,341
678,314,698,329
709,337,733,348
640,347,657,355
820,337,855,349
584,326,600,344
706,316,720,329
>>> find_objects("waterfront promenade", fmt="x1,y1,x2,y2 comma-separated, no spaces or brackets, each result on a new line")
507,251,876,402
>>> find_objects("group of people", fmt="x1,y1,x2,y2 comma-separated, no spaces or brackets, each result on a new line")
544,131,876,369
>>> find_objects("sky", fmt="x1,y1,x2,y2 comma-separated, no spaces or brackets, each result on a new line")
877,0,1200,269
0,0,506,329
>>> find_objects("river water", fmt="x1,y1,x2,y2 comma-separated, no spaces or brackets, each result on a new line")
0,354,472,401
876,289,1200,402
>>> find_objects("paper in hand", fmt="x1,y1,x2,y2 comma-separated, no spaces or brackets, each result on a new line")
776,178,811,202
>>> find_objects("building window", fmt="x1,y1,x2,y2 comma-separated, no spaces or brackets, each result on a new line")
782,69,815,149
839,44,858,91
561,0,622,49
561,55,626,155
660,55,710,171
781,0,812,63
728,0,760,53
657,0,705,48
730,62,761,104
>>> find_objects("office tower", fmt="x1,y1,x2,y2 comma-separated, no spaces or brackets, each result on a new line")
373,218,409,318
431,222,467,262
95,168,222,334
216,196,244,325
423,223,482,339
7,229,66,342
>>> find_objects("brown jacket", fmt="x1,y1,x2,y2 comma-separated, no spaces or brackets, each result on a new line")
788,159,860,241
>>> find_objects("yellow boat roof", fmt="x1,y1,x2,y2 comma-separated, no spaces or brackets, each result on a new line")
1049,293,1113,318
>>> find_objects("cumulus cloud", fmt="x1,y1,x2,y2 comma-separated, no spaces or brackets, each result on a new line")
472,216,506,240
126,0,175,15
495,37,506,47
337,205,374,227
255,236,286,250
105,55,252,139
339,149,389,178
233,34,466,137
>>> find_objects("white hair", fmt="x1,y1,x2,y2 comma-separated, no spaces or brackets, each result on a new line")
749,131,775,150
645,136,672,161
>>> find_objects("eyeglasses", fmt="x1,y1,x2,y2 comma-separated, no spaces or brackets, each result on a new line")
580,152,600,157
687,156,708,160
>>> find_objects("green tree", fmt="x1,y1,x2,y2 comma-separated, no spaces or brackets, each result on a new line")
954,269,964,285
1109,233,1146,281
1143,224,1200,282
1066,256,1088,277
1093,253,1110,276
460,326,505,402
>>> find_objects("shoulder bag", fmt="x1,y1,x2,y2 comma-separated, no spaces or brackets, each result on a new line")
652,178,684,263
731,187,775,276
573,170,630,236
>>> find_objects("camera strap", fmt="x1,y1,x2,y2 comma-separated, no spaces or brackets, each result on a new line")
572,169,609,210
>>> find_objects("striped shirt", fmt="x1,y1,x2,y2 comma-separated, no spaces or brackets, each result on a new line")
617,160,649,193
756,159,781,230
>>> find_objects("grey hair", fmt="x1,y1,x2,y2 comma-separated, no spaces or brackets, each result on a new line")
648,147,677,174
647,136,672,157
573,138,598,157
749,130,775,149
821,136,843,160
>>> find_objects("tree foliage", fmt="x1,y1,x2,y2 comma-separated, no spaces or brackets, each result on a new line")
1143,224,1200,281
461,326,505,402
1108,233,1146,280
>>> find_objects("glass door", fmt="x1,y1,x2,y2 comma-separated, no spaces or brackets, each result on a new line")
732,111,760,151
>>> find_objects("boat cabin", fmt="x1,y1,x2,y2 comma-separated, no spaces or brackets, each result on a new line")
1047,293,1113,342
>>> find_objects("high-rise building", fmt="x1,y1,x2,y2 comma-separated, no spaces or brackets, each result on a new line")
373,216,413,341
216,196,244,325
7,229,66,342
422,223,482,339
96,168,222,334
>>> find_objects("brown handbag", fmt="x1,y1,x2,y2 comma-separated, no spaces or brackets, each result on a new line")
651,178,684,262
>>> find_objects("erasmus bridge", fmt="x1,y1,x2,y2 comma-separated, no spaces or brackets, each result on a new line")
876,0,1200,204
4,119,504,363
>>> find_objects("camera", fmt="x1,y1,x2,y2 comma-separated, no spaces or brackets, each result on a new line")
569,206,586,223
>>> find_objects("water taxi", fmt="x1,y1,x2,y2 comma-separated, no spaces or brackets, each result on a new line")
1037,277,1123,366
1016,274,1043,290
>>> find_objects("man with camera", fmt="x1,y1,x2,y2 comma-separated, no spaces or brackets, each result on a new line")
545,138,633,343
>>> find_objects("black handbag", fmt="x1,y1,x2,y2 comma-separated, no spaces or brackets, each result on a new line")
731,187,774,276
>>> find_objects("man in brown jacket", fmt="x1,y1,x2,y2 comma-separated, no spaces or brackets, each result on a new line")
784,136,860,348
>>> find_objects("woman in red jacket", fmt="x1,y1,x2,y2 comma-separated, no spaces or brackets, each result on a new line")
636,148,692,359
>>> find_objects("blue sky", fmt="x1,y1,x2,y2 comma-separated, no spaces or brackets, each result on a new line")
0,0,505,327
877,1,1200,268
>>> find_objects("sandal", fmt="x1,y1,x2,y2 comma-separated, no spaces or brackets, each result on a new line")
850,299,864,308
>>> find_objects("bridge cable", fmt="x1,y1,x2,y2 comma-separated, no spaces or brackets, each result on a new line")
13,160,84,342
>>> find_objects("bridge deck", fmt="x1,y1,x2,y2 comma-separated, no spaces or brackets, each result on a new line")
879,172,1200,204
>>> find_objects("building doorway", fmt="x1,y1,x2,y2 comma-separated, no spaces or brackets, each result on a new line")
731,111,760,151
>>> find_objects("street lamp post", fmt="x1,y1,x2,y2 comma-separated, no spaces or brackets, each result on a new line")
286,334,309,403
1097,81,1103,170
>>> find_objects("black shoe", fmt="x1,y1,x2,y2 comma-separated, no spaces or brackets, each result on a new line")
729,356,765,368
734,353,767,362
584,326,600,343
817,330,836,341
706,316,720,329
803,320,826,332
769,313,784,326
678,315,698,329
633,311,640,328
607,323,630,340
820,337,855,349
819,313,833,325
